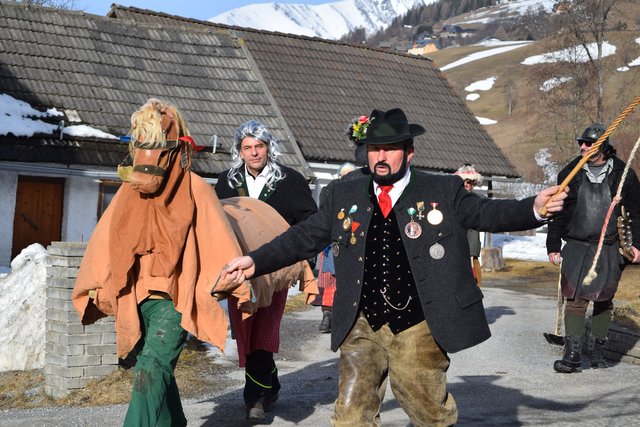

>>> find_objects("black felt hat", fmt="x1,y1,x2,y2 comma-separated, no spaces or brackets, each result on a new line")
357,108,425,145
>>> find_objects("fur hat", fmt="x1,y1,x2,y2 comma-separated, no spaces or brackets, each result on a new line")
454,163,483,185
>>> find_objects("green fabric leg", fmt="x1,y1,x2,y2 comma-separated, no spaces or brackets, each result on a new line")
564,314,586,337
124,299,188,427
591,310,612,339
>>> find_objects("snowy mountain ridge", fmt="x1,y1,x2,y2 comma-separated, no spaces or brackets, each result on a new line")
210,0,434,40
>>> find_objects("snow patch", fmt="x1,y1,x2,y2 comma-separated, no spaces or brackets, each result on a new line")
465,76,496,92
521,42,617,65
476,116,497,125
0,244,47,372
540,77,572,92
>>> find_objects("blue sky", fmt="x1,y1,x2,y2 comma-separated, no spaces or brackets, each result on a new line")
76,0,329,20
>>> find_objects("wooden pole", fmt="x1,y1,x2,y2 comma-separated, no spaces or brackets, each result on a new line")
539,95,640,216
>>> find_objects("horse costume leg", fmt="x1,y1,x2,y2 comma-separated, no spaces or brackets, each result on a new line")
124,300,188,427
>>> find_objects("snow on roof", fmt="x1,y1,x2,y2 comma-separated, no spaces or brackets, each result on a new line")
0,93,118,140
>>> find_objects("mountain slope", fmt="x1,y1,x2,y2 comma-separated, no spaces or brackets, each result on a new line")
210,0,434,39
428,30,640,182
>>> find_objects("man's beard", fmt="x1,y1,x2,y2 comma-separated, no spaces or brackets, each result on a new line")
370,153,408,185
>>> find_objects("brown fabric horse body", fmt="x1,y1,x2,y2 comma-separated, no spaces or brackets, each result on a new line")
72,100,316,358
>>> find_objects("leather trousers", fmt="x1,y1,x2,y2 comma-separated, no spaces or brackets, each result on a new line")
332,313,457,426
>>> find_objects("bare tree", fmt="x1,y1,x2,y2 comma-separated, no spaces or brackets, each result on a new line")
556,0,618,121
15,0,77,9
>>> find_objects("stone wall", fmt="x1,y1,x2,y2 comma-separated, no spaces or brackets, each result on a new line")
605,324,640,365
44,242,118,399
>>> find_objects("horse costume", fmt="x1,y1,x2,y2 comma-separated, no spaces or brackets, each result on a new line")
72,99,317,426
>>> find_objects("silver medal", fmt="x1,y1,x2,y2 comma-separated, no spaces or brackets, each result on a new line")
429,243,445,259
404,221,422,239
332,242,340,258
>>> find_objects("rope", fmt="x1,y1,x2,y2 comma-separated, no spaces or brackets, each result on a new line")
540,95,640,216
583,131,640,285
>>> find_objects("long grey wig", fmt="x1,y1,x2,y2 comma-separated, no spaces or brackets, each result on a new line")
226,119,284,189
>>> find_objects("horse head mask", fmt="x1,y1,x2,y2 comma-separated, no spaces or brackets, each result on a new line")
118,99,192,194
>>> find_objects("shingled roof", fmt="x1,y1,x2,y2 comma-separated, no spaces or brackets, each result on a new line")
0,2,311,178
108,5,520,178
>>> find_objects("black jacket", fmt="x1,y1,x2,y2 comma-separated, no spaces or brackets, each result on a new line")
249,168,541,353
546,155,640,254
215,163,317,226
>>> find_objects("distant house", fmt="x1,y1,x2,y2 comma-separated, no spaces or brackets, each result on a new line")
0,3,520,266
408,39,441,55
439,25,476,40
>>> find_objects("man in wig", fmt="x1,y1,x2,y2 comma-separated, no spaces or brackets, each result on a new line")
215,119,317,419
222,108,568,426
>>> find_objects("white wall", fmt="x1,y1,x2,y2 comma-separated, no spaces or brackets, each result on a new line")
61,176,99,244
0,171,18,267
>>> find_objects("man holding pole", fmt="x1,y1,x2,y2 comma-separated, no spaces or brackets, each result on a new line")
547,122,640,373
222,108,567,425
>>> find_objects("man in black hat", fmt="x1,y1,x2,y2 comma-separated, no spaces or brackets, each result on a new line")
547,123,640,374
223,108,567,425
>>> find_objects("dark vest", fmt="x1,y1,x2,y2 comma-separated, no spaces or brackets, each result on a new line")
361,187,424,333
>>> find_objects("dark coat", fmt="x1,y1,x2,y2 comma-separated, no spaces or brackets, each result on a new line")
546,155,640,254
250,168,541,353
215,163,317,226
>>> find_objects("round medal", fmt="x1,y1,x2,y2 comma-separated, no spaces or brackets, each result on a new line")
342,216,352,231
350,236,357,245
427,209,443,225
337,210,345,220
332,243,340,257
404,221,422,239
429,243,445,259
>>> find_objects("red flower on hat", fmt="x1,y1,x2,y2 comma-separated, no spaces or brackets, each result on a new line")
347,115,374,142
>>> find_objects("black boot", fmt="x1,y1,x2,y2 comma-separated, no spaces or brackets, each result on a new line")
589,336,609,369
319,311,332,333
553,335,582,373
244,351,276,419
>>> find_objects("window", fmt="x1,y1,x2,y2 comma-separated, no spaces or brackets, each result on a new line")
97,181,121,218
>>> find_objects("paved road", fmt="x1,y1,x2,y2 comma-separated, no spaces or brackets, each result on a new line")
2,287,639,426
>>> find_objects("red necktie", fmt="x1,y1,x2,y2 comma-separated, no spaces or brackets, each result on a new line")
378,185,393,218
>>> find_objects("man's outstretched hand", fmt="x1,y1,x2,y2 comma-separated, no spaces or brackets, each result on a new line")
535,185,569,218
221,256,256,286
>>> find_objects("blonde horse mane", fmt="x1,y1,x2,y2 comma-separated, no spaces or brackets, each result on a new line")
129,98,190,150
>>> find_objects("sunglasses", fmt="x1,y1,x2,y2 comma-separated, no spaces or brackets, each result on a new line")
464,179,477,186
577,140,594,147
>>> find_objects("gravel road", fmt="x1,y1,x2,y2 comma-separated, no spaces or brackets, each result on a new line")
2,286,639,426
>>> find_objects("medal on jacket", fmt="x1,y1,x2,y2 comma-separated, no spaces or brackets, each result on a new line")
350,221,360,244
429,243,445,259
332,242,340,257
427,202,443,225
416,201,425,220
337,208,345,220
342,205,357,231
404,207,422,239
